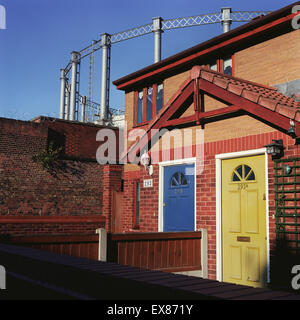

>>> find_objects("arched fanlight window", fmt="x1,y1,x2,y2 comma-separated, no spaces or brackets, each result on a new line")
232,164,255,182
170,172,188,187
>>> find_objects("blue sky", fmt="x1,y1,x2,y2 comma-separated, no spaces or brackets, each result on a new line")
0,0,295,121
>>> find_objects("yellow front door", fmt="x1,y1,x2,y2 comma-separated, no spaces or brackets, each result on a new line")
222,154,267,288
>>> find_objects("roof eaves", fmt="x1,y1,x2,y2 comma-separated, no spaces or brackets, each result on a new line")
113,1,300,89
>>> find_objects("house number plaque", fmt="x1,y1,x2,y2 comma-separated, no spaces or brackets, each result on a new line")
143,179,153,188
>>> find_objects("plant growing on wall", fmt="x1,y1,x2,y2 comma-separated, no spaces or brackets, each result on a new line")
32,141,62,170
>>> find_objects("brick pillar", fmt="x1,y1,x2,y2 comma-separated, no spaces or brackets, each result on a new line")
101,164,123,232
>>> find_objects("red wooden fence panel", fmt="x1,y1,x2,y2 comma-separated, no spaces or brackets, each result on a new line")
6,234,99,260
111,231,202,272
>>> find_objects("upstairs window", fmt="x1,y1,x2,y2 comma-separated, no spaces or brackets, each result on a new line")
156,83,163,114
210,63,217,71
222,57,233,76
209,55,233,76
137,90,143,124
135,83,164,125
146,87,153,121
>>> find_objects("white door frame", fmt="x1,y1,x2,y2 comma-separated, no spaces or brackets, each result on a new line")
158,158,197,232
215,148,270,283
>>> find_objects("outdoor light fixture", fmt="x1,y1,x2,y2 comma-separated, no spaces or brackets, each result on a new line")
140,150,153,176
287,119,296,138
264,139,285,160
284,164,293,175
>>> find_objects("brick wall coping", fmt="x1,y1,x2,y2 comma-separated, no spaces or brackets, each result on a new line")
0,216,106,224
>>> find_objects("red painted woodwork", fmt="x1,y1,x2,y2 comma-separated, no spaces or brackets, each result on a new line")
0,216,106,224
163,105,241,128
124,65,300,163
198,78,300,135
125,80,194,162
7,234,99,260
111,231,202,272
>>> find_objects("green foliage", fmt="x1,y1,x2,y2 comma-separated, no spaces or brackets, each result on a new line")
32,141,62,170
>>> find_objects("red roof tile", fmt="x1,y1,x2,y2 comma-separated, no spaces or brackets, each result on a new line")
192,66,300,121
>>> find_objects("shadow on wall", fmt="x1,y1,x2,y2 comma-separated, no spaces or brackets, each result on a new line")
269,235,300,293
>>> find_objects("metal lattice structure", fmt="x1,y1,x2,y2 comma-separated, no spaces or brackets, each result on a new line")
79,10,270,56
59,8,272,125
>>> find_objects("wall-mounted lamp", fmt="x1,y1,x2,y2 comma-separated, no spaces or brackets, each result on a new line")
140,150,153,176
264,139,285,160
287,119,296,138
283,164,293,175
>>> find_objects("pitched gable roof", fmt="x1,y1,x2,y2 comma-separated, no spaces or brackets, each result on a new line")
123,66,300,163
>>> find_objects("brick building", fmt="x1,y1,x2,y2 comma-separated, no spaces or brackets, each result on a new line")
112,2,300,288
0,116,122,237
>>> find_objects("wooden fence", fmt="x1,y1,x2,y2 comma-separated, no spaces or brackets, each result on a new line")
2,229,108,261
2,229,208,278
110,229,208,278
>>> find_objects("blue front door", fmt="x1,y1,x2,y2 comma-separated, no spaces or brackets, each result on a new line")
163,164,195,231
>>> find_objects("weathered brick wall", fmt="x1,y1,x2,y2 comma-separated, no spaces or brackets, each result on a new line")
0,117,115,236
32,116,119,160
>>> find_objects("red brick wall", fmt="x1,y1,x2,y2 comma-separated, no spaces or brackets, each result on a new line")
122,170,140,232
101,165,123,232
0,117,113,236
121,130,300,280
33,116,119,160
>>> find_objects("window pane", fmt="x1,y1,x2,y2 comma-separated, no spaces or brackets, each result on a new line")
146,87,153,121
137,90,143,124
236,165,243,178
232,173,240,181
171,172,188,187
156,83,163,114
210,63,217,71
244,165,251,178
223,57,232,75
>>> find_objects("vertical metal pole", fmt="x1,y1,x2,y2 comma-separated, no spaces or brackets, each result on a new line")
70,51,79,121
80,96,87,122
65,84,70,120
59,69,66,119
221,7,232,33
152,17,163,63
100,33,111,124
